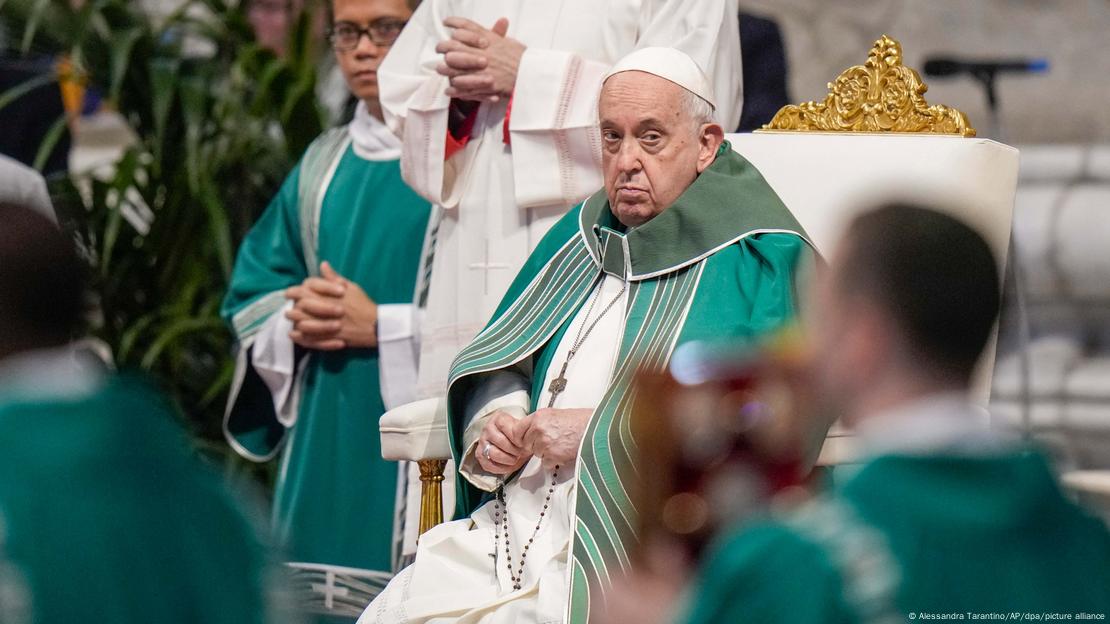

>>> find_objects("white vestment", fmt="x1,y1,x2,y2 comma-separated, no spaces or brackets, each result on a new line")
378,0,742,400
360,274,628,623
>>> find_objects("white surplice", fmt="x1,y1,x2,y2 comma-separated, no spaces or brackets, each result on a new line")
359,275,628,623
378,0,742,400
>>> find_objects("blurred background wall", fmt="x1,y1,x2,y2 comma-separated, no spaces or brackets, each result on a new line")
741,0,1110,144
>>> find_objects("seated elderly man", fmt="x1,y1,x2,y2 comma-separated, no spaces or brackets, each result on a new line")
360,47,816,624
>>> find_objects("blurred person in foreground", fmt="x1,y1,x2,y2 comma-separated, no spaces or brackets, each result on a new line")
675,204,1110,623
222,0,434,605
0,202,282,623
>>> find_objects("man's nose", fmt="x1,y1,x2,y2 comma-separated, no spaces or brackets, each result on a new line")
354,34,383,58
616,140,642,174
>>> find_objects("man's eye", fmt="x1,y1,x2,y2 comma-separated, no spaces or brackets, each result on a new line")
642,133,661,142
602,132,620,142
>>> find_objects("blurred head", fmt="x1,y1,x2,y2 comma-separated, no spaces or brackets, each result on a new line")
329,0,413,110
811,204,1001,425
247,0,300,57
598,71,724,228
0,203,84,361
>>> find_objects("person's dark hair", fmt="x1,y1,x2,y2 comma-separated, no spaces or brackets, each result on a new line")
0,202,84,354
837,203,1001,383
326,0,421,23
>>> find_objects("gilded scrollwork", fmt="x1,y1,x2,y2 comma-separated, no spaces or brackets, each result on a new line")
761,35,976,137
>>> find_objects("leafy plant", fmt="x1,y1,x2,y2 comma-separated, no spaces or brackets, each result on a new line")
2,0,327,479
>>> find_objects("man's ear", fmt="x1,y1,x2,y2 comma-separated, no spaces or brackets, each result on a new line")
696,123,725,173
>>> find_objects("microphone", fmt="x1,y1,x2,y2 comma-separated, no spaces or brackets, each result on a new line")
923,57,1049,78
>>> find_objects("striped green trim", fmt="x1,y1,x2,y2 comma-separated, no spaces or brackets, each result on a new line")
297,127,350,277
230,290,287,340
448,237,597,384
567,262,705,620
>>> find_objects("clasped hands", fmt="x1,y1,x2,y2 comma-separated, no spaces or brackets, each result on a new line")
436,16,525,102
476,408,593,474
284,261,378,351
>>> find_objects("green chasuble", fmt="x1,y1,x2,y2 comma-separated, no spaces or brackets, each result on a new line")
445,143,815,620
0,371,275,623
683,450,1110,624
221,125,432,588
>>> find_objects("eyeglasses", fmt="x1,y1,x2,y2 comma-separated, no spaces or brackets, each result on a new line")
328,19,406,50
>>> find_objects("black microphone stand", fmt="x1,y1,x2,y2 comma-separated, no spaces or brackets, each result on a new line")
963,68,1034,441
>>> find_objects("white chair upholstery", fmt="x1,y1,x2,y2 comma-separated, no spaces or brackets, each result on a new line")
379,397,455,552
728,133,1020,464
379,397,451,461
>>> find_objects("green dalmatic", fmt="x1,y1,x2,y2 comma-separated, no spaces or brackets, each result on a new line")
222,124,432,606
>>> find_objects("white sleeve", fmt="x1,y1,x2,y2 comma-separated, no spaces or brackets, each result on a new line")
636,0,743,131
378,0,468,208
457,369,532,492
507,48,609,209
250,301,300,427
377,303,421,411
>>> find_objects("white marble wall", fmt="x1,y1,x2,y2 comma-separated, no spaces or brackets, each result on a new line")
740,0,1110,144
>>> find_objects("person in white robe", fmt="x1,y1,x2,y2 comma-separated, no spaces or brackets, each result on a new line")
377,0,743,401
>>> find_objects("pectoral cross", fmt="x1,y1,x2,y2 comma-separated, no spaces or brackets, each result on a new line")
467,239,513,295
547,360,570,408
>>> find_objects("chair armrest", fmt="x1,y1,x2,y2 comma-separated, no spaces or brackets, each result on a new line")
379,397,452,461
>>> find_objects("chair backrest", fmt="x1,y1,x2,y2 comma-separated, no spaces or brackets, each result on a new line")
726,35,1020,463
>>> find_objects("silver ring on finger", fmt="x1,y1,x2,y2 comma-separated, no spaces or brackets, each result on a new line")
483,443,493,461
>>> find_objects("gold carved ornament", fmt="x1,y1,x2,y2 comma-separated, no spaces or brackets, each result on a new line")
760,35,976,137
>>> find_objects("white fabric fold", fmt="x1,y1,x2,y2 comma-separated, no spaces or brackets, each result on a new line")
250,301,300,427
349,101,403,162
377,303,421,411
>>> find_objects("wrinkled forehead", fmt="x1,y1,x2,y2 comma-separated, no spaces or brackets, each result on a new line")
598,71,685,121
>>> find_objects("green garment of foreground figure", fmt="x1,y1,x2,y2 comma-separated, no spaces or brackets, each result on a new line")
361,47,817,624
682,206,1110,624
0,203,278,623
222,0,432,616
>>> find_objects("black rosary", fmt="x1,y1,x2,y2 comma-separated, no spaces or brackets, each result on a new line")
489,279,626,591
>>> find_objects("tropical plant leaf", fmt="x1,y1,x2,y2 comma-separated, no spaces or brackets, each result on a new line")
140,317,225,370
18,0,52,54
32,115,69,172
0,72,55,114
107,27,144,102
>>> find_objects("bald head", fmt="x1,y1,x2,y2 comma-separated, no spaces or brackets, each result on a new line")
598,71,724,228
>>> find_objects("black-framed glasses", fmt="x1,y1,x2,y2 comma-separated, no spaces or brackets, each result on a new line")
328,18,407,50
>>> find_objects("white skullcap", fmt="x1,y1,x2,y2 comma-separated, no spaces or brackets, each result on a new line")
603,47,716,110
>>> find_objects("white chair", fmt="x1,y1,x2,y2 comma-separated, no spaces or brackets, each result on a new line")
379,34,1022,528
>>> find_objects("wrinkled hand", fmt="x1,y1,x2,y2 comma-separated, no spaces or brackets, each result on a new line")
435,16,524,102
284,261,378,351
523,407,593,470
476,410,531,475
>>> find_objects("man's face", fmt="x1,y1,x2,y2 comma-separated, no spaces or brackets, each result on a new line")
598,71,721,228
331,0,411,104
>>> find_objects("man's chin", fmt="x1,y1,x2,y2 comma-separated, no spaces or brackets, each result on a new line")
615,203,654,228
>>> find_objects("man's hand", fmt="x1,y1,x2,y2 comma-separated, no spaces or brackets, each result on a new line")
435,17,524,102
523,408,593,470
284,261,378,351
476,410,530,475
